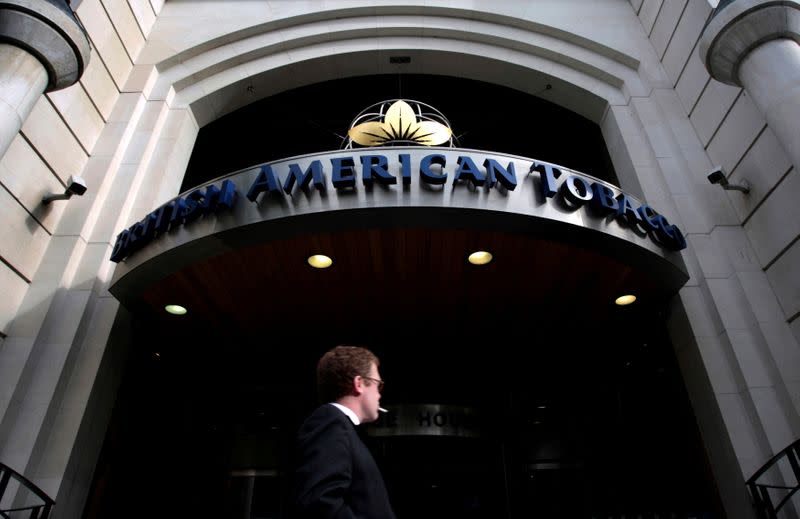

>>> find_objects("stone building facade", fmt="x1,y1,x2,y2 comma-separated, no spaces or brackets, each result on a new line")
0,0,799,517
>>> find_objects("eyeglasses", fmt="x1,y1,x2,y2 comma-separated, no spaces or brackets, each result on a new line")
362,376,384,392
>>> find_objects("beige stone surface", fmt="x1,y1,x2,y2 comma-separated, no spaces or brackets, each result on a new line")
765,236,800,320
128,0,157,36
661,0,711,84
675,46,710,114
0,187,51,281
47,84,105,154
77,0,134,88
650,0,687,59
745,169,800,266
79,53,119,120
0,263,28,334
728,128,792,222
0,135,67,233
690,79,741,146
706,93,766,177
21,97,88,185
638,0,664,35
102,0,146,60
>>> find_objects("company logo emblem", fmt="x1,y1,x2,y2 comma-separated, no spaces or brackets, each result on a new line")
346,99,453,147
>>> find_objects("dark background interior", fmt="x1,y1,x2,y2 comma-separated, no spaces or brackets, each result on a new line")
83,301,722,518
181,74,617,192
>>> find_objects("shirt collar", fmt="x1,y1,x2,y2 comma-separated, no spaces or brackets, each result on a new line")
330,402,360,425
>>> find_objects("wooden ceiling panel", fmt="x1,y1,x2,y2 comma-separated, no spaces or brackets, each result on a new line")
139,227,669,341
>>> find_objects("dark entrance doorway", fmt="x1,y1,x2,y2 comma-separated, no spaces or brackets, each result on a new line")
82,295,723,518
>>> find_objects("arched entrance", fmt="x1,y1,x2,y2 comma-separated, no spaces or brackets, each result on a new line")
85,68,722,517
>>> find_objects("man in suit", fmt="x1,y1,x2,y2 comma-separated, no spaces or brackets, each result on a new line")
294,345,396,519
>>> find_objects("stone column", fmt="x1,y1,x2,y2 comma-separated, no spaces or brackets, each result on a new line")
699,0,800,174
0,0,90,159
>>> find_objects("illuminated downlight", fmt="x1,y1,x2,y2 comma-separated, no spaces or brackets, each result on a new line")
615,295,637,306
468,251,493,265
165,304,187,315
308,254,333,268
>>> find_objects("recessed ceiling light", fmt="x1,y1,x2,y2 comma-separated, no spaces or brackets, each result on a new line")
468,251,493,265
615,294,636,306
165,304,187,315
308,254,333,268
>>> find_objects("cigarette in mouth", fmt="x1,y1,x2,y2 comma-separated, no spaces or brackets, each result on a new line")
378,407,388,413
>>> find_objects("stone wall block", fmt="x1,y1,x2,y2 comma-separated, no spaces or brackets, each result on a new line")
25,295,118,498
21,97,88,185
765,239,800,321
661,0,711,85
46,85,105,154
0,337,34,423
0,264,27,335
101,0,146,60
638,0,664,35
650,0,687,59
706,93,766,178
127,0,157,37
0,135,68,234
757,319,800,415
727,328,779,390
706,277,759,332
79,54,118,121
601,104,654,199
688,234,734,280
690,79,741,147
716,391,774,478
696,332,748,395
76,0,134,88
0,287,91,473
0,187,51,281
728,128,792,222
672,185,739,235
653,89,716,184
679,284,727,339
675,47,710,114
738,270,792,324
746,386,800,455
745,169,800,266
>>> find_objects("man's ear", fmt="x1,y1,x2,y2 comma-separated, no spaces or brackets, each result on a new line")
352,375,365,396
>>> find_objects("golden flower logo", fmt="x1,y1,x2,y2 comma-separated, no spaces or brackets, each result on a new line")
347,100,452,147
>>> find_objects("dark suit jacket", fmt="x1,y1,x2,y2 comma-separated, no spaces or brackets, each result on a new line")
294,404,396,519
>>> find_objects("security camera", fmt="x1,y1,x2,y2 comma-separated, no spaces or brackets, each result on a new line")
707,167,726,185
42,175,88,203
706,166,750,194
66,175,87,196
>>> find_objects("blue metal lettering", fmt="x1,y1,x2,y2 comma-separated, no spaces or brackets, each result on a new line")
589,183,618,214
246,165,281,202
331,157,356,188
616,194,642,224
530,161,561,198
360,154,396,186
562,175,593,205
419,154,447,185
483,159,517,190
453,156,485,187
399,153,411,185
283,160,325,194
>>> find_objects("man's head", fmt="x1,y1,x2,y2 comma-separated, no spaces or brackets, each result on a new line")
317,345,383,423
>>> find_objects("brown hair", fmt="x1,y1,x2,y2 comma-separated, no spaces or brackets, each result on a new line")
316,345,379,402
